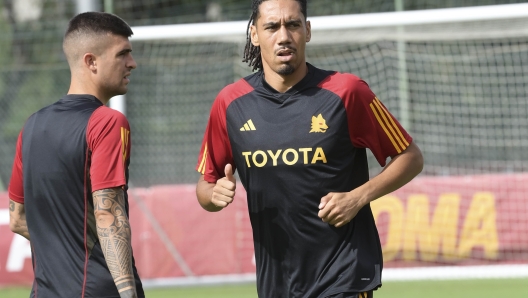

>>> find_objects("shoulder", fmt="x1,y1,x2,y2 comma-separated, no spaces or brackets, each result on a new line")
27,101,58,120
317,70,373,102
212,77,256,113
318,70,365,93
92,105,127,121
216,77,255,102
22,101,59,131
86,106,130,147
88,106,129,129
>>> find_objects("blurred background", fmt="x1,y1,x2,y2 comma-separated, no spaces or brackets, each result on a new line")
0,0,527,190
1,0,528,297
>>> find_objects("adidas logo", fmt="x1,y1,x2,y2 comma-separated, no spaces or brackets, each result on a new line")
240,119,256,131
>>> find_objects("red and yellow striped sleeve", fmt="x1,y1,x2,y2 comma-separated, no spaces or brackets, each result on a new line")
196,102,231,184
338,76,412,166
196,98,235,183
87,106,131,191
318,73,412,166
196,79,254,182
196,142,208,175
350,89,413,166
368,97,410,154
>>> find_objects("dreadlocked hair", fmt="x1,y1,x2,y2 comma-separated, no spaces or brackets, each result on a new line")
242,0,307,72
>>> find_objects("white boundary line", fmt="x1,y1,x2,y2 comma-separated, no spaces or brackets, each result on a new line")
141,265,528,289
382,264,528,281
130,3,528,41
141,273,256,289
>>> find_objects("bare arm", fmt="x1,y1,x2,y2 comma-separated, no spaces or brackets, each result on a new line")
357,141,423,202
318,142,424,227
196,164,236,212
9,199,30,240
93,188,137,298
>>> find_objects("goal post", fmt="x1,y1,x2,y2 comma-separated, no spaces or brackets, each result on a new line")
130,3,528,41
122,3,528,287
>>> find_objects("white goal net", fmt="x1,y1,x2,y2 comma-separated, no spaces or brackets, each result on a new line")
125,3,528,184
122,3,528,286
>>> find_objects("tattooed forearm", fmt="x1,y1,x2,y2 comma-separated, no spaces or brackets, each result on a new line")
9,199,30,240
93,188,137,298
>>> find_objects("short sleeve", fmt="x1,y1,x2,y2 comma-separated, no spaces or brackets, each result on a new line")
196,92,236,183
345,79,412,166
87,107,131,191
8,130,24,203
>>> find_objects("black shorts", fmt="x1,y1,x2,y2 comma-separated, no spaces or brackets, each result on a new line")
327,291,374,298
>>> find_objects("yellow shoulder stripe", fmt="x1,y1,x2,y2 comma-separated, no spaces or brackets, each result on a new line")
369,102,401,153
120,127,130,166
197,143,208,174
372,99,407,150
369,97,408,153
375,97,409,147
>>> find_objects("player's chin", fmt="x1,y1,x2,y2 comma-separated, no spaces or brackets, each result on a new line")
276,64,296,76
117,86,128,95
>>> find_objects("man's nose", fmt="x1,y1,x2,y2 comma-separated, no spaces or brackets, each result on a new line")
277,25,292,44
128,55,137,69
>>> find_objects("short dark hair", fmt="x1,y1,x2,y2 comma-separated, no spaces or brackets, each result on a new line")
242,0,307,72
65,11,133,40
63,12,133,66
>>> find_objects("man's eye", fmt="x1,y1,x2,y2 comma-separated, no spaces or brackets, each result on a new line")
265,24,279,30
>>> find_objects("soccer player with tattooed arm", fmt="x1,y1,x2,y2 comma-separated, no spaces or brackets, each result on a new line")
196,0,424,297
8,12,144,298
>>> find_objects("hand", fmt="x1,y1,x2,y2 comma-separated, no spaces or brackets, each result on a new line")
317,191,365,228
211,164,236,208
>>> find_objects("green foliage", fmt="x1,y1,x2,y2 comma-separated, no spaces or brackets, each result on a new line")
0,0,12,62
0,0,13,96
2,70,65,139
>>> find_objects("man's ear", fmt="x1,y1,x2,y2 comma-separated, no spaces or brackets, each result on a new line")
250,25,259,47
305,20,311,43
83,53,97,71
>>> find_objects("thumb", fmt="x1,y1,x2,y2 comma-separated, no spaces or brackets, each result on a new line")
319,193,332,210
224,164,235,182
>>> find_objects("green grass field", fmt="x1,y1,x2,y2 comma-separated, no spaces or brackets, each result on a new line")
1,278,527,297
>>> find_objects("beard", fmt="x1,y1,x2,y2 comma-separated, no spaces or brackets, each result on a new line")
277,63,295,75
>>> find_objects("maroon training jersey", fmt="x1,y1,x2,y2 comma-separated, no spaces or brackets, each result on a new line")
197,63,412,297
8,95,144,298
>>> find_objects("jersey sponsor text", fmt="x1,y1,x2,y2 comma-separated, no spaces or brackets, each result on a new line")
241,147,327,168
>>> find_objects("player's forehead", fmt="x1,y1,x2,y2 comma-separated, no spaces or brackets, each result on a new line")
257,0,304,24
103,33,132,52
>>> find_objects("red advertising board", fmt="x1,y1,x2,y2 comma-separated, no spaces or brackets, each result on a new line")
1,174,528,286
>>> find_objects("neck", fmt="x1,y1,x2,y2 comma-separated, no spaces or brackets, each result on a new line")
68,74,110,105
262,62,308,93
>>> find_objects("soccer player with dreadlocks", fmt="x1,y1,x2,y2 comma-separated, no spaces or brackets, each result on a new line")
196,1,424,297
